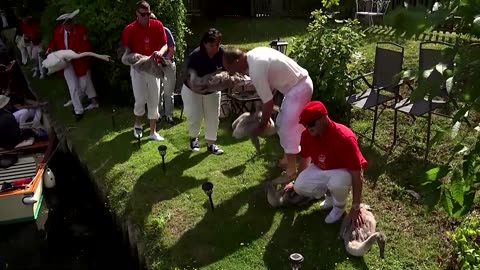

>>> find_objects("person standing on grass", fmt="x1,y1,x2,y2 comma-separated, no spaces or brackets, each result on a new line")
150,13,176,124
121,1,168,141
181,28,225,155
283,101,368,224
46,10,99,122
222,46,313,178
18,15,45,79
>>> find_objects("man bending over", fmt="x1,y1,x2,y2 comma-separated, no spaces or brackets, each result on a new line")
284,101,368,225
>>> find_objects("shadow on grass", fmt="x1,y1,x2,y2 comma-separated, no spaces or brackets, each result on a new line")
263,210,369,270
383,148,443,210
124,151,210,224
163,184,276,268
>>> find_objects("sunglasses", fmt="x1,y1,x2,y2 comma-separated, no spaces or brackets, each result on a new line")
138,11,151,17
304,117,322,128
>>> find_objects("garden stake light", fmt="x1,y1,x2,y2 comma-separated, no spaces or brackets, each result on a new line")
201,181,214,211
111,108,116,130
289,253,304,270
157,145,167,173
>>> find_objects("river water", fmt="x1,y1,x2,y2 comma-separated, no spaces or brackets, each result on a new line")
0,149,137,270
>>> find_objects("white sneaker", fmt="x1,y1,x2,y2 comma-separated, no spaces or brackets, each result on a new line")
85,103,99,110
133,127,143,139
325,206,345,224
39,74,45,79
149,132,165,141
319,195,333,210
63,100,73,107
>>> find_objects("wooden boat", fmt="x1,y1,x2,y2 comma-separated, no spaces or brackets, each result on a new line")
0,40,56,225
0,134,55,225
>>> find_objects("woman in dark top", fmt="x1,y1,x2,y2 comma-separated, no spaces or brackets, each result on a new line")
181,28,225,155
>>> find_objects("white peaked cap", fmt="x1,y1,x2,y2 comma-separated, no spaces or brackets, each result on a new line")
56,9,80,21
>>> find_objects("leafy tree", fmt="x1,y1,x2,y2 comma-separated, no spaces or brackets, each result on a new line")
385,1,480,217
289,10,365,124
39,0,189,105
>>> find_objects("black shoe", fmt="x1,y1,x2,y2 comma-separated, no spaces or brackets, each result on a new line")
74,113,84,122
207,144,224,155
190,138,200,151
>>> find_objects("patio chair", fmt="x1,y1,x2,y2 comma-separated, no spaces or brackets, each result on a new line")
394,41,456,160
355,0,391,26
346,41,405,145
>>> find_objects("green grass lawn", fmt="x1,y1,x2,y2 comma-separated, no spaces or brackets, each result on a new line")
23,17,479,270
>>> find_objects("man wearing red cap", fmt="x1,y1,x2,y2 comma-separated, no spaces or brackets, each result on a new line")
284,101,368,225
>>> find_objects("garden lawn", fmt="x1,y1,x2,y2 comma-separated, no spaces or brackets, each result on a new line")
24,17,477,270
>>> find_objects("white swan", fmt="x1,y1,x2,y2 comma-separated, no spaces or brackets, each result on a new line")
42,49,111,75
231,110,276,152
339,204,386,259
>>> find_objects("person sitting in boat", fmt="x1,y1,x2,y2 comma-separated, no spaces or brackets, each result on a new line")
45,9,99,121
2,89,46,128
0,95,32,149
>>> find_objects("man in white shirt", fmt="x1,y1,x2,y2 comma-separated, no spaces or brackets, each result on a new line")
223,47,313,179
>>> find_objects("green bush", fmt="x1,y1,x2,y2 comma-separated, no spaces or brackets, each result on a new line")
289,9,364,124
39,0,189,105
450,214,480,269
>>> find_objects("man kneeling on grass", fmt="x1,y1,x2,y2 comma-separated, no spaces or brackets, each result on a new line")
283,101,368,225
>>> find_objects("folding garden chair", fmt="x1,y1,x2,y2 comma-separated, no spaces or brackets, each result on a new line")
394,41,456,160
346,41,405,145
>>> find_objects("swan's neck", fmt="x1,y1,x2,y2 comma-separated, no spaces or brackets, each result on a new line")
346,232,381,257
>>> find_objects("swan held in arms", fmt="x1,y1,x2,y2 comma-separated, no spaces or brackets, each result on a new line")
266,174,313,208
120,47,172,79
42,49,111,75
231,110,276,152
339,204,386,259
189,70,245,94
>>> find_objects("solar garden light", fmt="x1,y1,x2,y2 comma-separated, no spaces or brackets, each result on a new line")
111,108,116,130
289,253,304,270
137,134,141,149
201,181,214,211
269,37,288,55
157,145,167,173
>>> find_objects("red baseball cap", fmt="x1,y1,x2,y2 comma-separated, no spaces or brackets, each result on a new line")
299,101,328,125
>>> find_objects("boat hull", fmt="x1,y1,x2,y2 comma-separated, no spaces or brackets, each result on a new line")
0,161,45,225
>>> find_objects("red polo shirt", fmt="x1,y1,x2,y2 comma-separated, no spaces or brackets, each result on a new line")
121,19,167,56
47,23,93,76
300,119,368,171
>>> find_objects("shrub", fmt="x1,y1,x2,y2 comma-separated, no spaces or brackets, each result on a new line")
289,9,364,124
39,0,189,105
450,213,480,269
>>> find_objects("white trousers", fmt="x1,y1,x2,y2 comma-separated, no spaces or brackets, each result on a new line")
31,45,45,76
64,65,97,114
159,62,176,117
13,108,42,128
16,36,32,65
276,76,313,154
130,67,161,120
181,84,221,141
294,164,352,207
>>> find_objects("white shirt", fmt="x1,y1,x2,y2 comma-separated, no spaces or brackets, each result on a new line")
246,47,309,103
64,30,69,49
